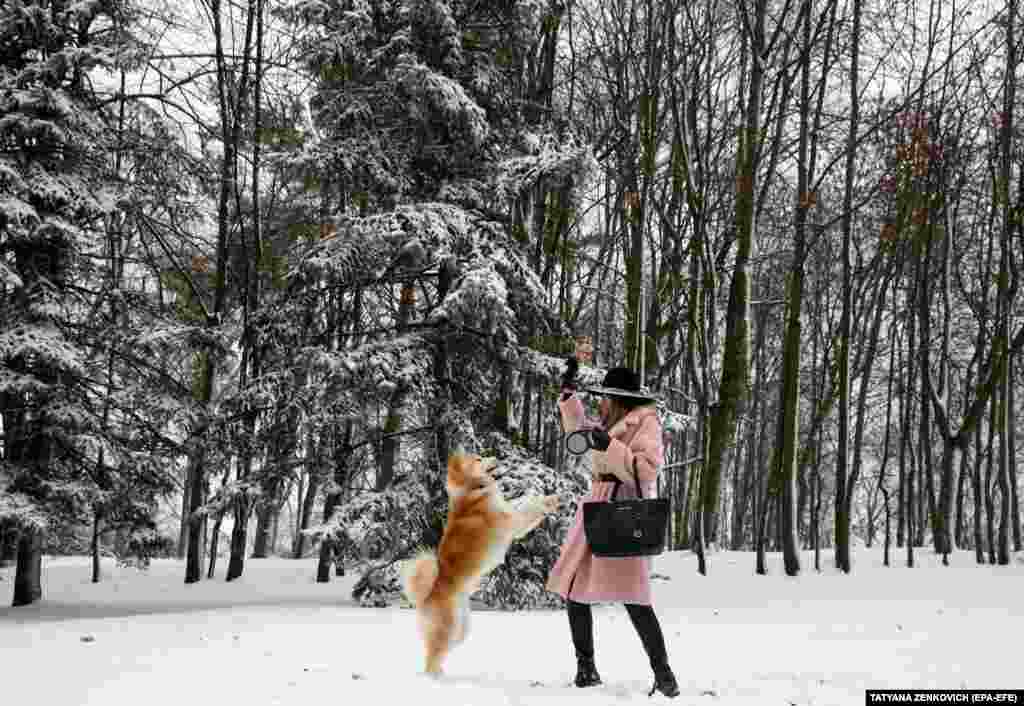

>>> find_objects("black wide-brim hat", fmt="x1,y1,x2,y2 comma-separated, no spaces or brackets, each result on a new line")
584,366,660,402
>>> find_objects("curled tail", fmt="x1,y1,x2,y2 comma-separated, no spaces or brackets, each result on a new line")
401,549,439,606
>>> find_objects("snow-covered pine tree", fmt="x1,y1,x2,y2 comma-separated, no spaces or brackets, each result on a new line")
268,0,599,605
0,0,175,604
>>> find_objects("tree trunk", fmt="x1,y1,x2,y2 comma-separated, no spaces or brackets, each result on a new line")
270,499,282,557
226,506,250,581
917,438,929,547
0,524,17,567
704,0,778,547
756,486,771,575
377,384,407,492
865,488,877,548
995,0,1017,564
806,274,824,554
986,391,998,564
919,244,937,552
693,404,709,575
972,418,985,563
733,419,756,550
897,367,906,549
813,443,823,571
1010,354,1021,552
189,0,250,584
955,442,968,549
91,511,102,584
755,426,771,575
674,450,690,551
906,394,916,569
294,468,319,559
225,0,263,584
997,357,1011,565
317,422,353,583
12,529,43,607
178,470,190,560
291,471,305,552
776,259,803,575
936,436,965,567
846,273,891,556
207,512,224,579
293,431,319,558
521,375,533,449
835,0,863,574
251,499,275,559
185,433,209,584
882,479,892,567
876,280,899,566
903,276,916,568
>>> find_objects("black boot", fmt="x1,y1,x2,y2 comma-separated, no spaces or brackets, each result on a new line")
648,666,680,698
625,604,679,699
575,655,602,688
568,600,602,688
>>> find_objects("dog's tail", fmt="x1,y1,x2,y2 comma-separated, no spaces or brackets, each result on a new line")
400,549,439,606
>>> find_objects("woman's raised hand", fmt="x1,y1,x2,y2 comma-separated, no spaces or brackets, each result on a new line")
560,357,579,401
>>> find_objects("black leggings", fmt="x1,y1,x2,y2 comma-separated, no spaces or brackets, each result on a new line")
567,599,669,670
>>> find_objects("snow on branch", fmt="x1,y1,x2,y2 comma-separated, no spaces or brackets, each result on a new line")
0,158,29,195
0,196,38,233
515,348,603,385
132,322,233,358
495,134,597,204
297,201,496,285
0,486,50,530
305,333,436,409
195,480,261,520
0,323,86,378
431,264,516,341
391,58,488,148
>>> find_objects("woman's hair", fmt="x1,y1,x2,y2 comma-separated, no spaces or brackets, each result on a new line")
605,396,646,428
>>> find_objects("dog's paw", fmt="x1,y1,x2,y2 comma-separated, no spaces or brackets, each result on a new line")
541,495,560,513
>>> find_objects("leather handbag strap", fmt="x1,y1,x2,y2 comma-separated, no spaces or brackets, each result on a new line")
609,457,643,501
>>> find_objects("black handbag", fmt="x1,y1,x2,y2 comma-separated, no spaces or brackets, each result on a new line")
583,458,670,558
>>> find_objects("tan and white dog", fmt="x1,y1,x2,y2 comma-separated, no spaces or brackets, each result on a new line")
400,452,560,675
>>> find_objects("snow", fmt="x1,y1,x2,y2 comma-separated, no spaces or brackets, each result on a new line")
1,548,1021,705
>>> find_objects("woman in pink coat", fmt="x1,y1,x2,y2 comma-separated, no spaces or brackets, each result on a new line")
546,362,679,698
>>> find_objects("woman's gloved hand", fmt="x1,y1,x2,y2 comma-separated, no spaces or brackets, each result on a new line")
560,357,579,401
586,428,611,452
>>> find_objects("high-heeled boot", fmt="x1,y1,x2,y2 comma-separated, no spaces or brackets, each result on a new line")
574,654,603,688
567,600,602,688
625,604,679,698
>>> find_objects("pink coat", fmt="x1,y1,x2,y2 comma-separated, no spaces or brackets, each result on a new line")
545,395,664,606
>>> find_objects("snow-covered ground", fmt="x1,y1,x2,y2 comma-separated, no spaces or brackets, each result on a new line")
1,548,1021,705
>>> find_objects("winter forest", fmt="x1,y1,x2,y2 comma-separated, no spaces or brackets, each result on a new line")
2,0,1024,628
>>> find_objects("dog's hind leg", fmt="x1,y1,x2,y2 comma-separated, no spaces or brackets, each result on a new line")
424,636,451,676
451,596,471,646
423,606,455,676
